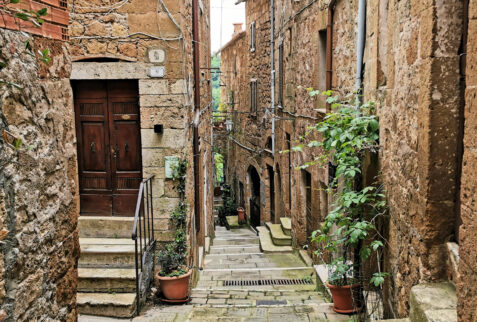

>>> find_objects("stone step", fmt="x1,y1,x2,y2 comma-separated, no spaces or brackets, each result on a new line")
79,243,135,268
80,238,135,245
280,217,291,236
78,268,136,293
204,253,309,269
212,237,259,246
257,227,293,253
77,292,136,318
79,216,162,239
266,222,292,246
79,216,134,238
410,282,457,322
209,245,261,254
200,267,315,281
189,292,327,307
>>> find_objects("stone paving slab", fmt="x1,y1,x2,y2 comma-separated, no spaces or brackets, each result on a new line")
133,303,352,321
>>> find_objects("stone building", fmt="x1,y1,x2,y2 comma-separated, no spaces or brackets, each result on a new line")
1,0,213,320
68,0,213,317
220,0,477,320
0,1,79,321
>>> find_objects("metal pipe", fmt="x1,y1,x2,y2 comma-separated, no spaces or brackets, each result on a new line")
356,0,366,108
326,2,335,113
270,0,275,155
193,0,201,234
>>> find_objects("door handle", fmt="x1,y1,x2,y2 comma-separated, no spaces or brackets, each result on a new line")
124,141,129,153
113,145,119,158
90,142,96,153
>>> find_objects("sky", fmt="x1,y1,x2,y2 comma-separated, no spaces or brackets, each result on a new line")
210,0,246,54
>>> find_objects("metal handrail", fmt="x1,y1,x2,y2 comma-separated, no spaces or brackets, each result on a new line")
131,175,155,316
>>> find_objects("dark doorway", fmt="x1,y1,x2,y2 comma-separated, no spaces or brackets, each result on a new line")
73,80,142,216
303,170,313,241
267,165,275,223
239,181,245,208
249,166,261,227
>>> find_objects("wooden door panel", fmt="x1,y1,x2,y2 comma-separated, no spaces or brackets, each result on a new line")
80,194,113,215
108,81,142,216
114,121,141,171
113,194,139,216
75,80,141,217
81,122,107,171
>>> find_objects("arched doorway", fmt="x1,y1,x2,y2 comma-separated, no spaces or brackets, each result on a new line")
248,166,261,227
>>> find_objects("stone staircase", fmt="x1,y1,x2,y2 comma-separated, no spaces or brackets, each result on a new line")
178,226,350,321
77,216,138,318
257,217,293,252
213,195,223,225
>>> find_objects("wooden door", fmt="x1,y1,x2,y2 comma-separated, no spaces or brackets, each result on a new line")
74,80,142,216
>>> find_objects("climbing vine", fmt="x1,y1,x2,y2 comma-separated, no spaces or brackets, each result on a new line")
292,90,389,288
157,158,189,277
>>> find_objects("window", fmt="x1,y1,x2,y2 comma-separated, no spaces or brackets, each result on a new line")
318,29,328,93
250,79,258,115
278,42,284,106
233,54,237,76
286,132,292,210
250,22,256,52
302,170,313,241
268,165,275,223
288,27,293,57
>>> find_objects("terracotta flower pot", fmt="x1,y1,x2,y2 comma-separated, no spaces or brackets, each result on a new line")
327,282,361,314
237,207,245,222
157,269,192,300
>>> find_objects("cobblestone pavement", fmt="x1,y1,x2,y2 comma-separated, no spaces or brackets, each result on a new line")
82,226,350,321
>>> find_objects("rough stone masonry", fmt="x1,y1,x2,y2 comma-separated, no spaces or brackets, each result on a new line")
0,30,79,321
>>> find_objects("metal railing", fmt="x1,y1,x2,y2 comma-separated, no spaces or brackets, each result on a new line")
131,175,155,316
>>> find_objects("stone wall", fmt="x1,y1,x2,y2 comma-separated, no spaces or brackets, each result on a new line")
0,30,79,321
69,0,213,264
273,0,329,248
374,1,463,317
223,0,475,319
221,0,273,228
458,0,477,320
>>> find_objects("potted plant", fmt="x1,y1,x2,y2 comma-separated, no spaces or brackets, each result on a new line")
156,160,191,301
237,207,245,222
326,259,361,313
292,90,389,315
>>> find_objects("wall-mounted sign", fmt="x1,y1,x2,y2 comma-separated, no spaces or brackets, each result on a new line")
165,156,180,179
148,48,165,63
149,66,165,78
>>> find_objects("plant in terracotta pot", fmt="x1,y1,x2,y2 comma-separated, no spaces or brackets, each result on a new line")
237,207,245,222
156,159,191,301
291,90,389,315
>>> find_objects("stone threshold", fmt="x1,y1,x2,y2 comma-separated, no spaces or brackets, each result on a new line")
206,252,264,256
202,267,311,272
210,244,260,248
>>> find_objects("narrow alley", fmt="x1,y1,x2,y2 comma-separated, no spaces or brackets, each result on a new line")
129,226,349,321
1,0,475,321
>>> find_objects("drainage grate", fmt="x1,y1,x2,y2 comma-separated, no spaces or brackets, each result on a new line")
223,278,313,287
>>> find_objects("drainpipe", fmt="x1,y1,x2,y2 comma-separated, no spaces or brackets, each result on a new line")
355,0,366,109
192,0,201,235
270,0,275,156
326,1,335,112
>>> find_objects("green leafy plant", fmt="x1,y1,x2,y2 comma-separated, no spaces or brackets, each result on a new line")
293,90,388,289
157,158,189,277
0,0,51,89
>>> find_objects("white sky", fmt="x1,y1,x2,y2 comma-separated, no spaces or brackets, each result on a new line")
210,0,246,54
